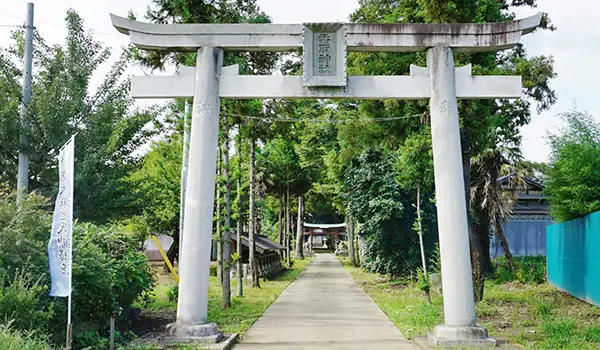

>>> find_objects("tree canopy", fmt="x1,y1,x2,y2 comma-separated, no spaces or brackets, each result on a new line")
546,108,600,222
0,10,157,222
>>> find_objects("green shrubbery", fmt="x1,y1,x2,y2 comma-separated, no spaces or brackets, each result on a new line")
0,269,54,334
493,256,546,284
546,109,600,222
0,322,54,350
0,192,154,349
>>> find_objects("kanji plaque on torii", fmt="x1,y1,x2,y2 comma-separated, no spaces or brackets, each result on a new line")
111,12,542,347
303,23,346,87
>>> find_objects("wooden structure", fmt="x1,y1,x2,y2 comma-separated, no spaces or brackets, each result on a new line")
231,233,285,277
304,223,346,251
491,174,553,258
498,173,549,218
143,234,174,261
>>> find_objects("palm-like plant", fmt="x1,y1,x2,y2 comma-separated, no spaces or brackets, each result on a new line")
470,128,525,275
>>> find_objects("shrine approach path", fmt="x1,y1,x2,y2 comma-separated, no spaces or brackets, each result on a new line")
234,253,415,349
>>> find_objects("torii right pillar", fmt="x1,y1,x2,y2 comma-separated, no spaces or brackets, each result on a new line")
427,45,493,346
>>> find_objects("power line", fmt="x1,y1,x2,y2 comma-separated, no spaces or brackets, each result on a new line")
0,12,123,37
222,113,425,123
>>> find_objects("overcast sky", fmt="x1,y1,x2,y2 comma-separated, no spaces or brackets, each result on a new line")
1,0,598,163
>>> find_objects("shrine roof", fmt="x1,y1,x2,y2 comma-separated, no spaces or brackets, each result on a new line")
304,223,347,229
232,234,284,254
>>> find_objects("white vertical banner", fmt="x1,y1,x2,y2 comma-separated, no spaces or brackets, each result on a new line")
48,136,75,297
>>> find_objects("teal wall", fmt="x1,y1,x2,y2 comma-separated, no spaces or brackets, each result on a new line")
547,211,600,306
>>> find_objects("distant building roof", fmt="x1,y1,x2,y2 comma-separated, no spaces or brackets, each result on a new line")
497,173,545,190
498,173,550,218
232,233,284,254
303,223,346,229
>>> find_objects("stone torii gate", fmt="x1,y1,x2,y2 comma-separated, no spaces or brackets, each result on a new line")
112,13,541,346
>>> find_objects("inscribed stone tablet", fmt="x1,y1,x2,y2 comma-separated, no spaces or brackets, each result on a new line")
313,32,336,76
303,23,347,87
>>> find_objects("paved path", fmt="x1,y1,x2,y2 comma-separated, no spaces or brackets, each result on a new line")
235,253,415,350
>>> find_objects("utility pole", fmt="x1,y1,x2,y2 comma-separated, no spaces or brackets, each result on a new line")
17,2,34,198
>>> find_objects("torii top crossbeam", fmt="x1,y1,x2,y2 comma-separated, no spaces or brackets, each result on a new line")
111,13,541,53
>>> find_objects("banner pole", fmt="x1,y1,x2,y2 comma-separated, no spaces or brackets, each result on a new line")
66,134,75,350
66,292,72,349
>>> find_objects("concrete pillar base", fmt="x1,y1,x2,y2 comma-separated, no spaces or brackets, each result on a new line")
428,325,496,347
165,322,223,343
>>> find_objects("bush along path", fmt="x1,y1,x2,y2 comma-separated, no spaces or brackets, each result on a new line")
339,257,600,349
132,258,312,339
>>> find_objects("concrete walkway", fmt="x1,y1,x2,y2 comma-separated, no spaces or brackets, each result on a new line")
235,253,416,350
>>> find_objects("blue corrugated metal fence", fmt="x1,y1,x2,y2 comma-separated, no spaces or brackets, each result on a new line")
547,211,600,306
490,219,554,258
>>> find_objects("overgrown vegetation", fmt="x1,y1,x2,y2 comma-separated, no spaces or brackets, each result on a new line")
493,256,547,285
0,322,55,350
0,192,154,349
340,257,600,349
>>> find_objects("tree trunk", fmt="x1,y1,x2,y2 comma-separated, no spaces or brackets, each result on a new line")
295,195,304,259
285,186,291,268
236,162,243,297
216,150,222,283
416,180,431,303
495,222,515,272
249,136,260,288
348,216,355,266
417,180,427,275
277,194,283,259
222,115,231,308
462,141,485,302
358,235,365,268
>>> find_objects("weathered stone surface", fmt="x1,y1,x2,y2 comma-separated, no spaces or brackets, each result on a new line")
427,46,476,329
132,74,522,100
111,13,541,53
303,23,347,87
134,332,238,349
166,322,221,338
428,325,497,347
430,273,443,295
177,46,222,326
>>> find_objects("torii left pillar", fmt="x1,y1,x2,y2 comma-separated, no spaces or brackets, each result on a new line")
166,46,224,342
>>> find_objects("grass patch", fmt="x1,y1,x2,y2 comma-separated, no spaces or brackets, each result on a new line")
338,257,600,349
0,322,54,350
139,258,312,337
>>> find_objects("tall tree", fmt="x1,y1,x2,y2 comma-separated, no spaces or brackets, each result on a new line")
216,150,222,282
285,186,291,268
235,132,244,297
222,114,232,308
396,127,434,278
295,195,304,259
350,0,557,299
248,131,260,288
347,216,356,266
0,10,157,222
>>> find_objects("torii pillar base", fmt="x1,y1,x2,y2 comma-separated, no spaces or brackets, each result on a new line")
428,325,497,347
163,322,223,344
